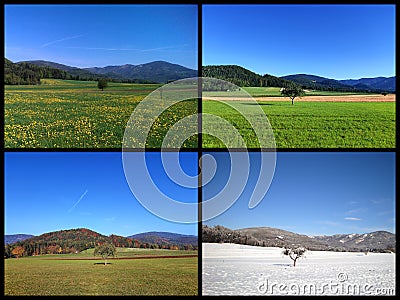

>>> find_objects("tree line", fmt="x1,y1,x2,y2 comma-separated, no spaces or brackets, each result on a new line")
4,58,157,85
202,65,299,88
4,228,196,258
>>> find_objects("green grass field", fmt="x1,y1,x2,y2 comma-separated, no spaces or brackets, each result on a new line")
4,248,198,296
4,79,197,148
202,100,396,148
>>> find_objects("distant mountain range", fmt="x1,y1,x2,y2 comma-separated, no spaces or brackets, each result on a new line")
4,234,34,245
84,61,197,83
128,231,198,247
339,77,396,92
202,225,395,253
282,74,396,93
19,60,197,83
203,65,395,93
4,228,198,258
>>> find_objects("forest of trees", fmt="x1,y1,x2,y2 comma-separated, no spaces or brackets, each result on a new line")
202,65,299,88
4,58,104,84
4,228,197,258
4,58,158,85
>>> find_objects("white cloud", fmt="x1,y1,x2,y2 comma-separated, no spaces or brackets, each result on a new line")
344,217,362,221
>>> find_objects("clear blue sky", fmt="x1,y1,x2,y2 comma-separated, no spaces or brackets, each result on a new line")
203,5,395,79
5,152,198,237
5,4,197,69
203,152,395,236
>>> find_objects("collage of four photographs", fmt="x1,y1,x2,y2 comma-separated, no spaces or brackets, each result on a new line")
4,4,396,296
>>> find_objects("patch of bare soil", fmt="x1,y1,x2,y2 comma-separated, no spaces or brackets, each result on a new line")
43,254,198,260
203,94,396,102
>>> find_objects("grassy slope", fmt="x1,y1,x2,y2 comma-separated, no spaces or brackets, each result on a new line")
4,80,197,148
202,100,395,148
4,248,198,296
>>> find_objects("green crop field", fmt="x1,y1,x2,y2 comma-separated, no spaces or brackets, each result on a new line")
4,79,198,148
202,100,396,148
4,248,198,296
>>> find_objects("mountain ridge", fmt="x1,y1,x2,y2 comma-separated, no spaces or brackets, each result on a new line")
282,73,395,92
203,64,395,92
202,225,395,253
19,59,197,83
4,228,198,258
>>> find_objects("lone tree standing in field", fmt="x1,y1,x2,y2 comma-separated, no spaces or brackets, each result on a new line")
283,246,306,267
94,243,116,265
281,84,305,105
97,78,108,91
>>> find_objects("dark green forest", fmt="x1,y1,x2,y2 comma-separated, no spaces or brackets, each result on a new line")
5,58,72,85
4,58,156,85
202,65,296,88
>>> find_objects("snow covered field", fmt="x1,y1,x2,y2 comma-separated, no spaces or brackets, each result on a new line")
202,243,395,295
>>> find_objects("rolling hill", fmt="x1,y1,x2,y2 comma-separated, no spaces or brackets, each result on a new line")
20,60,104,80
312,231,396,251
202,64,395,93
339,76,395,92
4,228,198,258
5,58,72,85
202,225,395,252
85,60,197,83
10,59,197,84
202,65,296,88
281,74,395,93
128,231,198,247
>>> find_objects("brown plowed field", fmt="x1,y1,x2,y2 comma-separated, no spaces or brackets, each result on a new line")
204,94,395,102
43,254,198,260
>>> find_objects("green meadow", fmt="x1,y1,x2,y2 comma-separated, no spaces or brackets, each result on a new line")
202,100,395,148
4,79,197,148
4,248,198,296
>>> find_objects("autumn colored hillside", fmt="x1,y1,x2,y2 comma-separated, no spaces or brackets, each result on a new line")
4,228,197,258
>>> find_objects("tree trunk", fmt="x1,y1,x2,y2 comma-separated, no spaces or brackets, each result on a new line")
293,258,297,267
291,97,294,105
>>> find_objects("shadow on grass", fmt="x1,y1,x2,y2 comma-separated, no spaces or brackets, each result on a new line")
93,262,113,265
272,264,292,267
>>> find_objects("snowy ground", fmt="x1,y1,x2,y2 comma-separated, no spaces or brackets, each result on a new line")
202,243,395,296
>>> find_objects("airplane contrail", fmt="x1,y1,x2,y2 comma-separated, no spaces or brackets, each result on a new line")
41,34,85,48
68,189,88,213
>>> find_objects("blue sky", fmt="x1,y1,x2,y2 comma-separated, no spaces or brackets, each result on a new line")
5,5,197,69
203,152,395,236
203,5,395,79
5,152,198,236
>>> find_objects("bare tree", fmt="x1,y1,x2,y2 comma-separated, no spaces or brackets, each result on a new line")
283,247,306,267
